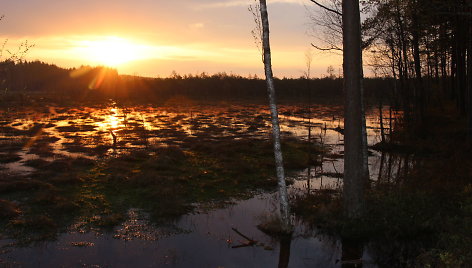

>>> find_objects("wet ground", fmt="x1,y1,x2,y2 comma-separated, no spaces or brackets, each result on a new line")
0,101,403,267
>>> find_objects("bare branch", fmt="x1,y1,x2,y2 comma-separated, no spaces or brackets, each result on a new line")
249,1,263,62
5,40,34,63
0,39,7,59
309,0,342,16
311,43,342,51
1,16,34,63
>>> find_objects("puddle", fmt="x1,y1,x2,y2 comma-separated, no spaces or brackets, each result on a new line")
0,102,405,267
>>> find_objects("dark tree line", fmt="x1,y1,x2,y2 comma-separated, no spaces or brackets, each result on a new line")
0,61,119,97
0,61,392,103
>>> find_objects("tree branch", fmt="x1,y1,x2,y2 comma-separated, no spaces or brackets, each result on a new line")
311,43,342,51
309,0,342,16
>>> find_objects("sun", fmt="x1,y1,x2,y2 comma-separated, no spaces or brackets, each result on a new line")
75,36,147,67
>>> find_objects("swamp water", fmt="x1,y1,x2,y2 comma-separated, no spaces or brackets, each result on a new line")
0,103,404,267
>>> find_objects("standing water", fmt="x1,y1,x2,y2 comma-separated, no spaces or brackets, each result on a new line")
0,102,403,267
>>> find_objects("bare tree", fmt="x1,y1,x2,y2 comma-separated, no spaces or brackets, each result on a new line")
342,0,368,218
327,65,336,79
308,0,343,52
257,0,292,233
304,48,314,80
1,15,33,93
307,0,383,52
0,15,33,64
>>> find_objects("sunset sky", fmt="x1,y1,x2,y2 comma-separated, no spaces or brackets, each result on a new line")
1,0,343,78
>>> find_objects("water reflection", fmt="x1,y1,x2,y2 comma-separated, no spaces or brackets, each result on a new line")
278,235,291,268
0,103,408,267
286,105,408,192
341,239,364,268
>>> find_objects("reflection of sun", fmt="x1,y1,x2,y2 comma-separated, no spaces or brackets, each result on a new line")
75,36,148,67
108,108,120,129
97,108,123,131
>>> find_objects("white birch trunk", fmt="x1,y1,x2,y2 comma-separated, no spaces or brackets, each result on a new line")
259,0,292,232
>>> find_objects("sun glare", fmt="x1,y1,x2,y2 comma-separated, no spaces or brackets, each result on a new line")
75,36,148,67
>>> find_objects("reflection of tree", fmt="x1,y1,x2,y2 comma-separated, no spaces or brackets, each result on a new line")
232,227,292,267
341,239,363,268
278,235,292,268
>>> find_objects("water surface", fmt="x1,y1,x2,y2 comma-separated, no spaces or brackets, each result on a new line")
0,102,404,267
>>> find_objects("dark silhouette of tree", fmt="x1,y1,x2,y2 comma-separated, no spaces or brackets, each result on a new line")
361,0,472,135
342,0,368,218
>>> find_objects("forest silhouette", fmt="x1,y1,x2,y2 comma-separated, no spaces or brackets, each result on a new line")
1,60,395,103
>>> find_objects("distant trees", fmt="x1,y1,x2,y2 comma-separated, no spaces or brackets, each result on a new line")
1,60,395,102
326,65,336,79
0,61,118,95
1,61,403,106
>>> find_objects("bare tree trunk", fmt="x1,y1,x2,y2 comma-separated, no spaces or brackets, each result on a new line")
394,0,411,119
451,42,457,100
468,18,472,139
455,14,467,115
389,41,399,106
342,0,366,218
411,10,425,122
259,0,292,233
440,22,448,96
